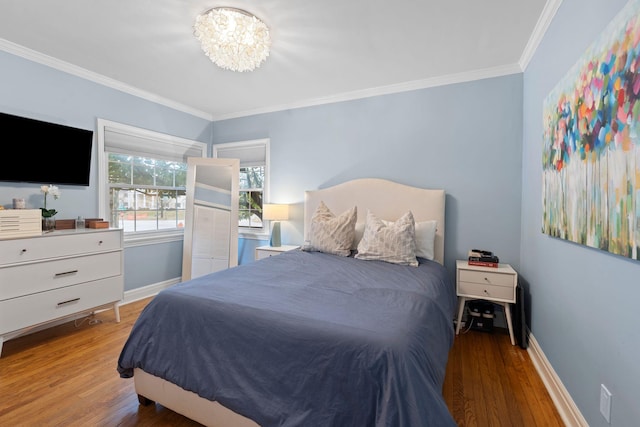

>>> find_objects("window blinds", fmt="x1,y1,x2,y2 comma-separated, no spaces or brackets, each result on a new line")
104,126,206,162
214,142,266,167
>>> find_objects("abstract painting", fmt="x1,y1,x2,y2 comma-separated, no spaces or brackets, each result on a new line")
542,0,640,260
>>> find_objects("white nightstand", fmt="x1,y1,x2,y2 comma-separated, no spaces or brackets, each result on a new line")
254,245,300,261
455,259,518,345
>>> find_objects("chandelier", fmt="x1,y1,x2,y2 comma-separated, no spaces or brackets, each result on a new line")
193,7,271,72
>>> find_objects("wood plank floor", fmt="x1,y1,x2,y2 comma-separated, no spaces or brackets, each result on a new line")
0,297,563,426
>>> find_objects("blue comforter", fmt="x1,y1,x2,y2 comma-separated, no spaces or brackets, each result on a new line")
118,250,457,426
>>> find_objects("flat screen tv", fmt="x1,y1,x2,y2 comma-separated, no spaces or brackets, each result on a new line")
0,112,93,186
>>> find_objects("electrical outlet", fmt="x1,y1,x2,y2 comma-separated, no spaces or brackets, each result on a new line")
600,384,612,423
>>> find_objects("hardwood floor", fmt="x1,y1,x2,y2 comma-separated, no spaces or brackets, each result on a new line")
443,328,564,426
0,298,563,426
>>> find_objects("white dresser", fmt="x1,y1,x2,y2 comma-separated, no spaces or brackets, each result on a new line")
0,228,124,356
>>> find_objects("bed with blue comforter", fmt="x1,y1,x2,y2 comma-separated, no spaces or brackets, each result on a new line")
118,249,457,426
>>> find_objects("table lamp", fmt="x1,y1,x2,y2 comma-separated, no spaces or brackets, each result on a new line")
263,203,289,247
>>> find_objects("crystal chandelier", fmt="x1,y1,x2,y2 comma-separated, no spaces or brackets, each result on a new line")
193,7,271,72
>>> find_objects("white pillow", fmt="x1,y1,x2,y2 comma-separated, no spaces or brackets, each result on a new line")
414,220,437,260
355,210,418,267
302,201,357,256
353,222,365,250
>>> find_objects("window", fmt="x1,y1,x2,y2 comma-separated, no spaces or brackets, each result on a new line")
213,139,269,237
97,119,207,244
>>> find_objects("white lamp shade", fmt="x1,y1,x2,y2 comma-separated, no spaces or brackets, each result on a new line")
263,204,289,221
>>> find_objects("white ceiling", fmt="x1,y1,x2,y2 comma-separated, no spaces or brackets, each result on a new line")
0,0,556,121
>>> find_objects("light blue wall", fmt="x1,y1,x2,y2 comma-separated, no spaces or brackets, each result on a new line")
522,0,639,425
0,51,213,290
213,74,524,276
2,4,637,422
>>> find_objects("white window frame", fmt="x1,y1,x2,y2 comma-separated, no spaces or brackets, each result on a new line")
97,118,207,247
213,138,270,240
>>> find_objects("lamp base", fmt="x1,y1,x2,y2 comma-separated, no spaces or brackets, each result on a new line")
270,221,281,247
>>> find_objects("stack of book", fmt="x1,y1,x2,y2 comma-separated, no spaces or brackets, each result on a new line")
468,249,499,268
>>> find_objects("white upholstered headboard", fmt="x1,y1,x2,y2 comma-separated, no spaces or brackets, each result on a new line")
304,178,445,265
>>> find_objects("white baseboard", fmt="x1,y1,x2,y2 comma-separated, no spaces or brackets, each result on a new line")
527,332,588,427
121,277,180,305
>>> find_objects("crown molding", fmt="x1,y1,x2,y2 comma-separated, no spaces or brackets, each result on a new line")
1,35,531,123
0,38,213,121
519,0,564,71
212,63,523,121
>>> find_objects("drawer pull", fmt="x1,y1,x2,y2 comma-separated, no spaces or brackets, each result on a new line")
21,249,27,254
483,289,489,295
57,298,80,307
54,270,79,277
98,240,103,245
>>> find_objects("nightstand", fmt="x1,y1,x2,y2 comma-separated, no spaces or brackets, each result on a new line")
254,245,300,261
455,260,518,345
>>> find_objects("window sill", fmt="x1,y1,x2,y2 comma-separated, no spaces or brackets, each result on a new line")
123,229,185,248
121,229,267,247
239,230,269,240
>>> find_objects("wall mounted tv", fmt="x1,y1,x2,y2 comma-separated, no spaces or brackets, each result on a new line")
0,112,93,186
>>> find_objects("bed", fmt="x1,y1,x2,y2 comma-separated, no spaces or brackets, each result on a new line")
117,178,457,426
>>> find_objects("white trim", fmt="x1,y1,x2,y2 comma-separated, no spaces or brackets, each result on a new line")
527,331,588,427
519,0,564,71
1,7,559,122
0,38,523,122
213,139,269,185
121,278,180,305
211,63,522,121
96,118,207,241
214,138,271,235
0,38,212,120
123,230,184,248
239,230,270,240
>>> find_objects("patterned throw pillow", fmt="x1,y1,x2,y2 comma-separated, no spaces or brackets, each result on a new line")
381,218,437,261
302,201,357,256
355,210,418,266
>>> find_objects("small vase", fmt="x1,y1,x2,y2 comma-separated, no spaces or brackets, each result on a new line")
42,217,56,231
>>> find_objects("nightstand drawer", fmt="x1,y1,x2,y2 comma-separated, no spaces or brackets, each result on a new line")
459,269,514,287
256,250,276,260
255,245,300,261
458,281,515,301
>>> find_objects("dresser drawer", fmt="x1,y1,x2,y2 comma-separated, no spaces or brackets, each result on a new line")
458,281,515,302
0,251,122,301
0,276,123,335
0,230,121,266
458,269,515,287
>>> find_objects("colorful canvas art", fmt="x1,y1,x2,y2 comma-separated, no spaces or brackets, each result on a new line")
542,0,640,260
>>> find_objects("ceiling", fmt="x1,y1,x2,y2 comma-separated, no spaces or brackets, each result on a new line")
0,0,555,121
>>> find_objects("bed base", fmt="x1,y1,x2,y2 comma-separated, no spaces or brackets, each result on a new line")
134,368,259,427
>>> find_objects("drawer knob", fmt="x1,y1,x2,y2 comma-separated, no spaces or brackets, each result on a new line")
484,277,490,282
20,249,27,254
483,289,489,294
98,240,103,245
